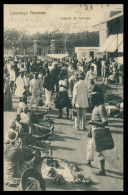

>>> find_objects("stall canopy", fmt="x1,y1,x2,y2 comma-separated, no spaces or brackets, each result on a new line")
47,54,69,59
106,34,123,52
97,35,117,53
97,34,123,53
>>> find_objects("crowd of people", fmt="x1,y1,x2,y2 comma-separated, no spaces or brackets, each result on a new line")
4,55,120,190
4,55,121,111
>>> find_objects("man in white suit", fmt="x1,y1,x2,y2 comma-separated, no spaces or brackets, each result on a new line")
72,72,89,131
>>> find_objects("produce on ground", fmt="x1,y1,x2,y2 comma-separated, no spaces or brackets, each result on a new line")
47,168,57,178
53,174,66,185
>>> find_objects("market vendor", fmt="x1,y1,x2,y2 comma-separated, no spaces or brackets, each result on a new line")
86,92,108,176
4,130,37,187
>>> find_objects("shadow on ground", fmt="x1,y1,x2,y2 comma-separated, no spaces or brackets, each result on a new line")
111,130,123,134
51,145,75,151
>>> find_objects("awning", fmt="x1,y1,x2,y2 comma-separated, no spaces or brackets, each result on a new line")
47,54,69,59
97,34,123,53
118,42,123,52
106,34,123,52
97,35,117,53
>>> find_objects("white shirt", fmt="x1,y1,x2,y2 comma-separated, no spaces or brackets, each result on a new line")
15,76,25,97
6,63,11,74
10,70,16,81
85,70,96,84
30,79,41,96
73,80,89,108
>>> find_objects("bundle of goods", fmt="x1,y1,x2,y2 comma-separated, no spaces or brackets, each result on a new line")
53,174,66,185
70,163,79,171
47,168,57,178
29,112,47,124
104,94,123,107
73,174,92,185
32,125,54,140
46,159,59,168
38,114,54,125
42,114,54,124
104,94,123,118
97,83,112,92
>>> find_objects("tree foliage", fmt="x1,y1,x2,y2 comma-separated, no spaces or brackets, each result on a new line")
4,29,99,51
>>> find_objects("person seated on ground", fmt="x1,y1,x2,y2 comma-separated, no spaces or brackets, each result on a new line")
19,168,46,191
4,120,20,146
86,92,108,176
4,129,40,187
4,129,24,186
28,114,54,138
20,106,30,125
14,113,51,152
15,114,31,135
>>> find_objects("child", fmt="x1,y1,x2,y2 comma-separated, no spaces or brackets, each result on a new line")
17,96,27,113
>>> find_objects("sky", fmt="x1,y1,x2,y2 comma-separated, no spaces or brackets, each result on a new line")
4,4,123,34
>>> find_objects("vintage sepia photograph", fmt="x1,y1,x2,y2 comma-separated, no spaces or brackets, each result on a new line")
3,4,123,191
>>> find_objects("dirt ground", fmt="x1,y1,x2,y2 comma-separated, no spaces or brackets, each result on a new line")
3,78,123,191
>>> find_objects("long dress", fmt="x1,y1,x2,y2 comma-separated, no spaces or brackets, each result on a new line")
54,79,72,109
4,77,12,110
15,76,25,98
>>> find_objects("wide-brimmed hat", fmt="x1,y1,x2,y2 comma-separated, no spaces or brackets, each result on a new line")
8,129,18,143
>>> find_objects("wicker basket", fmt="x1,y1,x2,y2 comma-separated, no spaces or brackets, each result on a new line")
93,128,114,152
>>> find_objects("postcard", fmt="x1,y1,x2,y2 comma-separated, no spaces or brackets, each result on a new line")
4,4,123,191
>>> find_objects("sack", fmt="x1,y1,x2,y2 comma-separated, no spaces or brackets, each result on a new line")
93,128,114,152
39,99,44,107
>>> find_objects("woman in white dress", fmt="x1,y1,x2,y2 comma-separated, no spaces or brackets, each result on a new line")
15,69,27,104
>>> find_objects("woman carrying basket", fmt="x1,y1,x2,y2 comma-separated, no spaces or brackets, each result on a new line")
86,92,109,176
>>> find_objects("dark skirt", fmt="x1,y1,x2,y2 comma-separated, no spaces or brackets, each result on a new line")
54,91,72,109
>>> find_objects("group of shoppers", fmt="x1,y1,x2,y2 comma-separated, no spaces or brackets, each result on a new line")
4,55,118,187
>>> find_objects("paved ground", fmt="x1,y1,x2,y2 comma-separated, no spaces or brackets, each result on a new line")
3,78,123,191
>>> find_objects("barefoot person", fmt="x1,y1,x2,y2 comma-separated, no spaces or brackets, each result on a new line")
86,92,108,176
